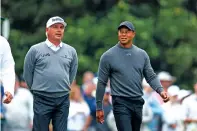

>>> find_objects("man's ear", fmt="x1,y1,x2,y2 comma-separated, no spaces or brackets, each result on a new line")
132,31,136,38
46,28,49,37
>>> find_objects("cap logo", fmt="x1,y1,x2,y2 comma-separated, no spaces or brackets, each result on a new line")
52,18,63,22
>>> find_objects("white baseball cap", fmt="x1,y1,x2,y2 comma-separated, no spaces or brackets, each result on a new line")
46,16,67,28
177,89,192,100
167,85,180,96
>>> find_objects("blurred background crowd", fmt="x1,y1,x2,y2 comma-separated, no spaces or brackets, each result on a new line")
1,71,197,131
1,0,197,131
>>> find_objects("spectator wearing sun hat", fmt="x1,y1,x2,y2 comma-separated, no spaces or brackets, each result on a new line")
153,71,176,105
158,71,176,92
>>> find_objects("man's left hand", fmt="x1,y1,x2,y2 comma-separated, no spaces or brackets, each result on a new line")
160,91,170,103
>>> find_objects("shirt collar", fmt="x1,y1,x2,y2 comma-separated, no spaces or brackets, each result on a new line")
45,39,63,47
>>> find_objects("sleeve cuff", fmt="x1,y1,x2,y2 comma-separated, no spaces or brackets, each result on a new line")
96,101,103,110
156,87,164,94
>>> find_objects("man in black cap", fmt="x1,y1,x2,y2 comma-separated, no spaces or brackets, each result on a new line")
96,21,169,131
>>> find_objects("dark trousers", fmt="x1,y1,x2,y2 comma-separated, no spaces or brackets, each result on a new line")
33,94,70,131
112,96,144,131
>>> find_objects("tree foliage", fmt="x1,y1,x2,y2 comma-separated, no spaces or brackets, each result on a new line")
2,0,197,88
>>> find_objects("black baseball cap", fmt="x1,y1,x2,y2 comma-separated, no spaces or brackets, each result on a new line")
118,21,135,31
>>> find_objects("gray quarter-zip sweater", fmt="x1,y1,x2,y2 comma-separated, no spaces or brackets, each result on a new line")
23,42,78,98
96,42,163,110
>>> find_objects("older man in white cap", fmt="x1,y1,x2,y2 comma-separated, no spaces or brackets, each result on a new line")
23,16,78,131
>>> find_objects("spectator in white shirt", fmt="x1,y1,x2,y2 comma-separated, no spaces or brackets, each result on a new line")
142,78,164,131
141,101,153,131
182,83,197,131
3,75,33,131
0,35,15,104
68,85,90,131
162,85,184,131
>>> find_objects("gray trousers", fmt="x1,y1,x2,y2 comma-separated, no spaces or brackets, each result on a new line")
33,94,69,131
112,96,144,131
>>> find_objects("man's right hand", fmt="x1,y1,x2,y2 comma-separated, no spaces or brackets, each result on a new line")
96,110,104,124
3,91,13,104
160,91,170,103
